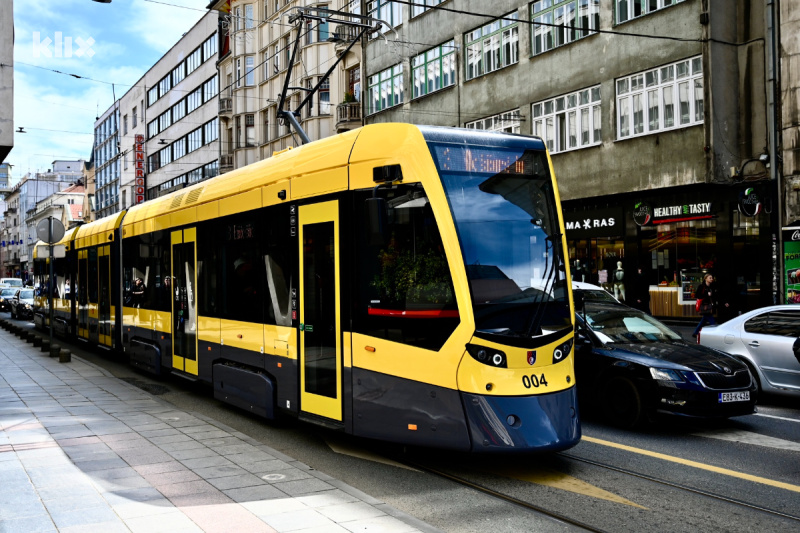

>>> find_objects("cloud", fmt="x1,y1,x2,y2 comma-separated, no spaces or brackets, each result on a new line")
128,0,208,53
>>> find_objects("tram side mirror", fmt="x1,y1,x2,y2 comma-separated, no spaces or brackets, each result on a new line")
366,197,387,246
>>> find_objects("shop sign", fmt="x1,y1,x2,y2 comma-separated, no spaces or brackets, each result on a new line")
134,134,146,205
634,200,713,225
738,187,762,217
632,202,653,226
564,207,623,238
783,226,800,304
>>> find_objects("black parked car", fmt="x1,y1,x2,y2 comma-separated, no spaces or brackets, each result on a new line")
0,288,16,311
574,300,757,427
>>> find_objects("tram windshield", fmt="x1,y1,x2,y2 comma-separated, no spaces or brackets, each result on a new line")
424,128,572,342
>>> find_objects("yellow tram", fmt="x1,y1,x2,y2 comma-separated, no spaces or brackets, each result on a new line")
34,123,580,452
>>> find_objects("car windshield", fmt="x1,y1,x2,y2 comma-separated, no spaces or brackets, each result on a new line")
19,290,34,299
584,306,682,344
576,288,618,303
424,128,571,342
1,289,15,297
3,279,22,287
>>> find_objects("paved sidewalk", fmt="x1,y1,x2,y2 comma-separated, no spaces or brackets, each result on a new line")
0,330,439,533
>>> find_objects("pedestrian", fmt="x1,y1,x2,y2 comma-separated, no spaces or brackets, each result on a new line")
692,273,729,338
631,266,651,314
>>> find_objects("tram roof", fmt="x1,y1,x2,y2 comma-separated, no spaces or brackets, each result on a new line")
74,211,126,249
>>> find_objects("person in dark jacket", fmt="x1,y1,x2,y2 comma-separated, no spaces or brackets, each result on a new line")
631,267,651,314
692,273,729,337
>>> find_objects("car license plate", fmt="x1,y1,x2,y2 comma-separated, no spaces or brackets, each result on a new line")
718,391,750,403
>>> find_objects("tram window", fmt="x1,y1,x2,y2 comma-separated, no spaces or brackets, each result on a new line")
352,184,459,351
262,205,293,326
219,213,266,324
197,221,220,317
122,231,171,312
88,247,98,304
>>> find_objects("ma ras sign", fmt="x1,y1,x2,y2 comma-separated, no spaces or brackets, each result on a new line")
564,207,623,238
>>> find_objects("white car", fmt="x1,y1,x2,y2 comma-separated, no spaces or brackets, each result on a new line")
699,305,800,398
572,281,620,304
0,277,23,289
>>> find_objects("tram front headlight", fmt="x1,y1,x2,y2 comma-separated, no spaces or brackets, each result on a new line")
466,344,507,368
552,339,573,364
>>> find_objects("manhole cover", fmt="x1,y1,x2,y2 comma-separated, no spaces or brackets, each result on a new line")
261,474,286,482
120,377,170,396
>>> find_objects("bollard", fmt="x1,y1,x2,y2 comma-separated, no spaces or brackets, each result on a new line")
41,339,50,353
49,344,61,358
32,336,43,347
59,349,71,363
26,332,35,343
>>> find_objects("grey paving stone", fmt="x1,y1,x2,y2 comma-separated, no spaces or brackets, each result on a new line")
167,446,218,461
0,513,57,533
57,519,131,533
42,494,108,513
140,428,182,438
192,430,234,441
91,474,152,492
157,439,207,453
241,497,309,517
120,451,174,466
206,472,267,491
48,505,121,529
149,434,195,445
263,508,336,532
121,509,203,533
238,458,294,474
223,483,287,503
274,477,334,496
295,489,360,509
193,463,249,479
73,457,131,472
259,468,313,484
101,486,165,505
317,502,386,523
180,454,234,470
225,451,277,465
132,461,187,476
156,479,217,498
143,469,201,486
110,497,176,519
340,515,420,533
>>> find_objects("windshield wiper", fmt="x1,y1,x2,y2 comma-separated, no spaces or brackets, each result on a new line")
525,233,561,337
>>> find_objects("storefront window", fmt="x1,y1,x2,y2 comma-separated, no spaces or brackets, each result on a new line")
641,220,717,285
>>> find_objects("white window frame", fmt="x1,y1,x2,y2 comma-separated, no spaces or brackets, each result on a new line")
464,12,519,81
245,56,255,86
412,40,456,99
411,0,445,18
615,0,686,25
616,56,703,140
465,109,521,134
532,85,601,154
531,0,599,56
367,64,403,115
367,1,402,29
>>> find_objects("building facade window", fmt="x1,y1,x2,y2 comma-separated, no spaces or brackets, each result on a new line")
132,106,137,127
319,79,330,114
616,56,702,140
204,118,219,143
367,1,402,29
245,114,255,146
412,0,444,18
532,0,599,55
533,86,601,153
203,76,218,101
412,40,455,99
465,109,521,134
306,16,330,44
367,64,403,115
616,0,685,25
187,47,202,75
245,4,255,29
172,62,185,86
202,33,217,61
465,12,518,81
173,100,186,122
147,87,159,107
245,56,255,86
189,128,203,152
187,87,202,113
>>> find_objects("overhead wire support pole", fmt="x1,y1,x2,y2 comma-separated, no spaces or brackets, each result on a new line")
276,7,392,146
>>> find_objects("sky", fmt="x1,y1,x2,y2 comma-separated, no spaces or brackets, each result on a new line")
8,0,208,181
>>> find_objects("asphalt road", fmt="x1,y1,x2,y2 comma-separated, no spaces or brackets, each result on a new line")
8,316,800,533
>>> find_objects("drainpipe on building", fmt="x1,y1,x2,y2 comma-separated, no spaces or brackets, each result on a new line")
766,0,781,304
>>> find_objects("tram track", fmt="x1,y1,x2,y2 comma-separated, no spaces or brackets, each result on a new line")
400,458,610,533
558,452,800,524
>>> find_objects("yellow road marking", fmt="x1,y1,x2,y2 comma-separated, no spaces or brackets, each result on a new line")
584,435,800,493
491,466,646,509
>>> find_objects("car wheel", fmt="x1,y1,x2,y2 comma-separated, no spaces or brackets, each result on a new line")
601,376,643,428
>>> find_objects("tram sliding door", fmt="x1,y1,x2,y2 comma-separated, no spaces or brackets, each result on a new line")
171,228,198,375
98,245,112,347
299,201,342,422
78,249,88,339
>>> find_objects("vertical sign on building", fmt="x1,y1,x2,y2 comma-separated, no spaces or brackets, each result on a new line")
134,134,146,204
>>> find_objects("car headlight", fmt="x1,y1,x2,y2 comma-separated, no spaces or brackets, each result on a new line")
23,304,32,310
650,367,684,382
466,344,507,368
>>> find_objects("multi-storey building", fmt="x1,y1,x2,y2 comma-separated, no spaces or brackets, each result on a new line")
2,185,20,278
26,184,86,252
17,161,85,277
93,102,120,219
0,163,10,190
363,0,798,316
209,0,358,172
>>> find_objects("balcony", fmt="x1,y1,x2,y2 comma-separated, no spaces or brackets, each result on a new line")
220,154,234,173
329,25,362,56
335,102,362,133
219,97,233,115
